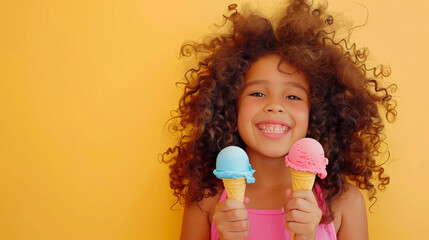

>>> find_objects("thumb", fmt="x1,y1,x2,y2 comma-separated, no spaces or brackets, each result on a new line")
285,188,293,200
243,196,250,205
281,189,293,213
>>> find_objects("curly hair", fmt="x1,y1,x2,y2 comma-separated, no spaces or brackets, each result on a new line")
161,0,397,222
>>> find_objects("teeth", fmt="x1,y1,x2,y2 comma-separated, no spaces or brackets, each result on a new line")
258,124,288,133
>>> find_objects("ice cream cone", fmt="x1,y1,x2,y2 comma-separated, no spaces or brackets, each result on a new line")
222,177,246,202
289,168,316,191
285,138,328,240
289,169,316,240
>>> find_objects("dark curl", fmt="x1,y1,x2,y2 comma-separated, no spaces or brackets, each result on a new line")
161,0,397,222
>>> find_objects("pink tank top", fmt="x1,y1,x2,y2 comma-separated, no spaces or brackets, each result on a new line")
210,184,337,240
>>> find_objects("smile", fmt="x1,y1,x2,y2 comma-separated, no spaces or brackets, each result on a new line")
255,121,291,139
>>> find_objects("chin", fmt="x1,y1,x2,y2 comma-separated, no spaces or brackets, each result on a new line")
258,148,289,159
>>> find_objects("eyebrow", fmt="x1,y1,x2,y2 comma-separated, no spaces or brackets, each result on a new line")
243,79,309,92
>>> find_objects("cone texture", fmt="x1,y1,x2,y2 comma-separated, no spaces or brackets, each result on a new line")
222,177,246,202
290,169,316,191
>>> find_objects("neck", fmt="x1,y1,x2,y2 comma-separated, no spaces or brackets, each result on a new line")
246,148,292,189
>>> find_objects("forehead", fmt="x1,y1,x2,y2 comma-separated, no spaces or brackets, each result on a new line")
244,54,309,89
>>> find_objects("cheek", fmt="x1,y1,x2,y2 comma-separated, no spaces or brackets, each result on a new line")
290,104,310,131
297,108,310,121
236,114,248,144
237,100,256,120
237,102,257,134
289,103,310,117
237,106,250,130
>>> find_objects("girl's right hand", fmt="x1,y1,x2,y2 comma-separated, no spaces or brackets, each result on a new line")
212,198,250,240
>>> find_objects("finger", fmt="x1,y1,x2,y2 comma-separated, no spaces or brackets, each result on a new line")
223,219,250,231
224,209,248,221
216,220,250,240
285,209,318,224
284,221,315,235
291,189,318,203
284,190,318,213
243,197,250,205
217,199,246,212
285,197,315,213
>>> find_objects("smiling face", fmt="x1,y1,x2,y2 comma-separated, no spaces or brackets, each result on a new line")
237,54,310,159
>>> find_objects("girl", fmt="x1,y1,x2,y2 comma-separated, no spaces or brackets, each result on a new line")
162,0,397,239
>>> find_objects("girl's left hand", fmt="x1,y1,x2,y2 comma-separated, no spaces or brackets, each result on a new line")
282,189,322,240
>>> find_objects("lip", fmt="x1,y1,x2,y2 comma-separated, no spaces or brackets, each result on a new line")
255,120,291,139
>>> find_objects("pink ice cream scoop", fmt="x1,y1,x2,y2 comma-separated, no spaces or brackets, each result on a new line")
285,138,329,179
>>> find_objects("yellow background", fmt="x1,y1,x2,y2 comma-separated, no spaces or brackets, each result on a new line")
1,0,428,239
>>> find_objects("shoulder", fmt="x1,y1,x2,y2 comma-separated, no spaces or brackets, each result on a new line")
332,182,368,240
333,182,365,208
180,188,223,240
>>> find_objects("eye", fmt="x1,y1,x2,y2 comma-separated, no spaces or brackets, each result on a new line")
250,92,265,97
286,95,301,100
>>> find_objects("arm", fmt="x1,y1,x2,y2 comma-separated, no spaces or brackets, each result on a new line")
335,183,369,240
180,202,211,240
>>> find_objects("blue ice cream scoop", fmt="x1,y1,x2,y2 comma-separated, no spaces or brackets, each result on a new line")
213,146,255,184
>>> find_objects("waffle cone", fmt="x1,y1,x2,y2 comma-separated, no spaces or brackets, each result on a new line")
222,177,246,202
289,168,316,191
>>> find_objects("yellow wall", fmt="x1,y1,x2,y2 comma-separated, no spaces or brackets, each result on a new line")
0,0,428,239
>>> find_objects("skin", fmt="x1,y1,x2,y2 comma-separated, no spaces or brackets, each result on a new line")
180,54,369,240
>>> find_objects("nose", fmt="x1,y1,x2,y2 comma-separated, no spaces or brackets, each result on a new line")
263,100,285,113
